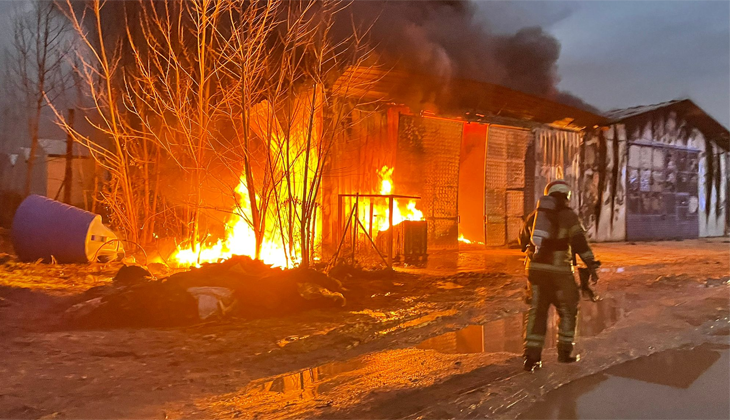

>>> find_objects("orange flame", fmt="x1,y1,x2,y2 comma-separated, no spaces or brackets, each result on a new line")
364,166,423,233
171,92,324,269
458,234,483,245
171,178,292,268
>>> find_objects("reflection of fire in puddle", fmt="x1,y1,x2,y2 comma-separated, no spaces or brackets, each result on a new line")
255,358,368,396
418,298,625,355
205,299,625,417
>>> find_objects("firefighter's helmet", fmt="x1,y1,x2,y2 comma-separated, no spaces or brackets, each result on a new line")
544,179,572,200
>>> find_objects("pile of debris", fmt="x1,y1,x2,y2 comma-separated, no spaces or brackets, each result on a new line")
65,256,346,328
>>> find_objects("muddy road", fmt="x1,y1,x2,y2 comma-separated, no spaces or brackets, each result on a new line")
0,239,728,419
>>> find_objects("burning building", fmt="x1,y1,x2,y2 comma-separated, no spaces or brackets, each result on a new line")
319,69,729,260
320,67,601,258
4,0,727,268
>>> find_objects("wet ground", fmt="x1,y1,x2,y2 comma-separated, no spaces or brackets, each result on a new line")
0,238,728,419
417,298,624,355
520,343,730,419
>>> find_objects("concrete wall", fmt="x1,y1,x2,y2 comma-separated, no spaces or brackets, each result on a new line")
0,150,96,227
0,151,48,227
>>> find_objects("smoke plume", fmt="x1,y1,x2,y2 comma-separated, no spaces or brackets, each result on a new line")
346,0,599,113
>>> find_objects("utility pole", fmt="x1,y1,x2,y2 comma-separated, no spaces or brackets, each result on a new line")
64,108,75,204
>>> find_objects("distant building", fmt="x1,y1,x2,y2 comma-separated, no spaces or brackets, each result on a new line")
585,99,728,241
0,139,95,226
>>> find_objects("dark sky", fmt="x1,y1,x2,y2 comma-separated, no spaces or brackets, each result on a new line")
476,0,730,128
0,1,727,128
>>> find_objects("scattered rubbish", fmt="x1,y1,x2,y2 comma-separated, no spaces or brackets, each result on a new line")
64,255,347,327
187,287,235,320
650,273,691,285
329,263,394,281
113,265,153,285
277,335,308,348
64,297,104,320
298,282,346,307
11,195,123,263
147,262,171,277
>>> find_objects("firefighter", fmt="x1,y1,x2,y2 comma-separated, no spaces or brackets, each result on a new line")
519,179,599,372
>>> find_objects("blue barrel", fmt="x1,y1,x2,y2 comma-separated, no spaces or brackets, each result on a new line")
12,195,99,263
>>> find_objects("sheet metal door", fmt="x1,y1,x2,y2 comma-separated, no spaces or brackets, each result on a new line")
626,144,699,240
485,126,531,246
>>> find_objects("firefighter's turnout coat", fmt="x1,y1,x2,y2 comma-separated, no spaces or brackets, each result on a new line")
518,204,595,354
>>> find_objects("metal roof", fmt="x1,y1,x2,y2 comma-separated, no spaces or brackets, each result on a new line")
605,99,729,150
333,67,608,130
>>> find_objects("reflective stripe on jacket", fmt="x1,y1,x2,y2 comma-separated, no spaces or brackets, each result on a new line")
519,208,594,273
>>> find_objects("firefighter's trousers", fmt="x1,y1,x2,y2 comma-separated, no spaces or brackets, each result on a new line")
523,269,579,356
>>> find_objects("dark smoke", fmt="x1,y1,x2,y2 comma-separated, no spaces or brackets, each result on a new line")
76,0,599,113
346,0,600,113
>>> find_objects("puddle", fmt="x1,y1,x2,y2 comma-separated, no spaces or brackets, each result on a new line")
417,298,624,355
519,343,730,419
204,299,625,417
248,358,368,397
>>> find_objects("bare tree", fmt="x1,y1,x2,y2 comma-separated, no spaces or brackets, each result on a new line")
55,0,377,266
7,0,71,197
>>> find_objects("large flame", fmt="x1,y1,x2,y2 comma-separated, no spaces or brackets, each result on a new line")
361,166,423,233
171,93,323,269
172,164,421,269
172,178,292,268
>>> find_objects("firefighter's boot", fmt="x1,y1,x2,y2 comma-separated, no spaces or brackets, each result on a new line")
557,343,580,363
523,347,543,372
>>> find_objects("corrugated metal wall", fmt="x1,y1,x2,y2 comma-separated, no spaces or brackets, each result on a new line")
534,128,582,213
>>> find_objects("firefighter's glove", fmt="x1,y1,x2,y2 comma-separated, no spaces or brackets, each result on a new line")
588,260,601,283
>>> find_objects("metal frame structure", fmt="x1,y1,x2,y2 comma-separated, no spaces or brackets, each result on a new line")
335,193,420,267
